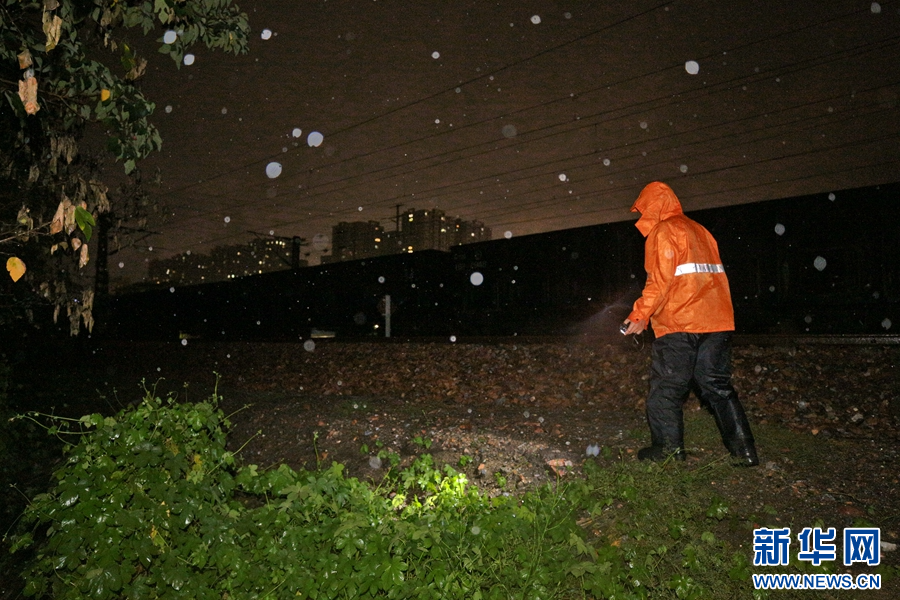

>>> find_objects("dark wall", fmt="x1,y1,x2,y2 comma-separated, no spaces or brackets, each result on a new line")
101,183,900,340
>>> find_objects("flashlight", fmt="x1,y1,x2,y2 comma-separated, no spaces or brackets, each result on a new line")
619,323,629,335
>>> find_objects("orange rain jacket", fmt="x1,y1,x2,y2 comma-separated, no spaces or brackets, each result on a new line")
627,182,735,337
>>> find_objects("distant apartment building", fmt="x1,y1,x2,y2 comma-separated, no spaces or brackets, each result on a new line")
331,220,385,261
148,237,303,285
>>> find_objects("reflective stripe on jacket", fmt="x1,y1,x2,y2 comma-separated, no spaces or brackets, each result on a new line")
626,182,735,337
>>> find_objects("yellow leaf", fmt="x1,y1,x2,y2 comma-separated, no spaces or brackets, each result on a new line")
79,243,89,268
100,89,110,101
7,257,26,282
17,76,40,115
71,237,82,251
17,49,33,69
43,12,63,52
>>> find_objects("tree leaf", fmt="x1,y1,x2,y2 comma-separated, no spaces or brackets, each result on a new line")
75,206,96,242
7,257,27,282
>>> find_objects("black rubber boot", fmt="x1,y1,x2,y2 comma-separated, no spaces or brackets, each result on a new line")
694,333,760,467
637,445,686,462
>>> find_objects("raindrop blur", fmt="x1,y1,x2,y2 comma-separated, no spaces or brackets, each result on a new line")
471,525,481,535
118,262,124,268
470,272,484,286
774,223,785,235
564,12,572,19
266,162,282,178
163,30,177,44
224,216,231,223
221,107,227,114
378,276,385,283
455,87,461,93
183,54,195,66
530,15,541,24
685,60,700,75
307,131,324,147
769,286,776,292
169,287,175,293
828,192,836,201
602,158,611,166
501,124,517,138
368,456,382,469
558,173,567,182
882,318,892,330
450,335,457,342
804,315,813,324
431,51,440,59
312,233,329,251
303,340,316,352
165,105,173,113
504,231,513,239
269,230,275,235
261,29,272,40
640,121,648,129
814,256,827,271
181,339,188,346
679,164,688,173
292,128,302,138
871,2,882,13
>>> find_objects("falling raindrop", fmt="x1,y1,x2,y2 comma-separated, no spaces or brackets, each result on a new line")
450,335,457,342
769,286,776,292
378,276,385,283
312,233,329,251
685,60,700,75
183,54,195,66
501,124,517,138
455,87,461,93
221,107,227,115
504,231,513,239
307,131,324,147
828,192,836,201
303,340,316,352
530,15,541,24
871,2,882,13
261,29,272,40
224,216,231,223
640,121,648,129
814,256,827,271
266,162,282,179
882,318,892,330
471,525,481,535
169,287,175,293
165,105,173,113
431,51,440,59
774,223,785,235
292,128,302,138
558,173,567,182
602,158,611,166
118,262,124,268
564,12,572,19
181,339,188,346
269,230,275,235
679,164,688,173
163,30,177,44
434,118,440,124
470,272,484,286
804,315,813,324
368,456,382,469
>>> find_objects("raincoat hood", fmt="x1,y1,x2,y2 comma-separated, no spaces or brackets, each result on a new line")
631,181,684,237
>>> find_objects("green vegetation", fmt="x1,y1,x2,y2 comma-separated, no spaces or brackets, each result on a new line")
4,391,894,598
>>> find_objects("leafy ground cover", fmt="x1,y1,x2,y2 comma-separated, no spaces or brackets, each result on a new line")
2,338,898,598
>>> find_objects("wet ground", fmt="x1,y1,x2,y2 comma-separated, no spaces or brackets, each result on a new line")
3,336,899,598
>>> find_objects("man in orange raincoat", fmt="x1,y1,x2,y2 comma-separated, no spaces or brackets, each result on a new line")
623,182,758,466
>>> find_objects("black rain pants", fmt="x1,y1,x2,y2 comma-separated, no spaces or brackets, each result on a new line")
646,331,755,453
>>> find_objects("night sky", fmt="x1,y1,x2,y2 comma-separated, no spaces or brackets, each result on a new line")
110,0,900,285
